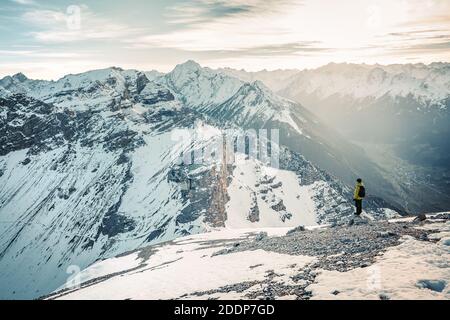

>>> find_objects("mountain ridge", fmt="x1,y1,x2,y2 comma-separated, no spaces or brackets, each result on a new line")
1,60,442,299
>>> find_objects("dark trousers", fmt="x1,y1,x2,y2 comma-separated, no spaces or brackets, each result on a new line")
354,199,362,215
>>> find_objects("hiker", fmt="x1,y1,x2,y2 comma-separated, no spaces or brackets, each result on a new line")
353,178,365,215
349,178,365,225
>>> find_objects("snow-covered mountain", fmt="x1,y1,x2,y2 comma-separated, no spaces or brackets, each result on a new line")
221,63,450,213
162,62,406,213
1,62,401,299
221,62,450,108
218,67,299,92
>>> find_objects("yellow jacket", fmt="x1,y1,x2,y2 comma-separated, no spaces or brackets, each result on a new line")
353,182,364,200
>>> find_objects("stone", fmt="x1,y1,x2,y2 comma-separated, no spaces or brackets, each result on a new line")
419,233,429,241
416,279,447,292
255,232,268,242
413,214,427,222
377,231,397,238
439,237,450,246
379,293,390,300
287,225,305,235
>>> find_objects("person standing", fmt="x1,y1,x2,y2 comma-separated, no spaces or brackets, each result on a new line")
353,178,365,215
349,178,365,225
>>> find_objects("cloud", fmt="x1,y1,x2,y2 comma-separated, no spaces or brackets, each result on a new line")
129,0,308,52
22,6,141,43
0,49,35,56
165,1,250,25
222,42,331,57
388,29,447,37
0,48,88,60
408,41,450,51
22,9,67,25
377,26,450,56
385,40,450,54
10,0,35,5
165,0,300,26
4,0,450,76
385,29,450,43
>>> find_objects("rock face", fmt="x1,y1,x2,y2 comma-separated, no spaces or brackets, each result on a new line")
0,62,400,299
1,95,62,156
248,193,260,223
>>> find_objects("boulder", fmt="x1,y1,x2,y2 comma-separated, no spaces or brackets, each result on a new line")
287,225,305,235
377,231,397,238
255,232,268,242
413,214,427,222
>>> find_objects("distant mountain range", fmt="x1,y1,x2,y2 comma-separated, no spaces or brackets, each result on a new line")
220,62,450,213
1,60,447,298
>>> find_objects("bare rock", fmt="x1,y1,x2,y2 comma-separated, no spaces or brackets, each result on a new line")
413,214,427,223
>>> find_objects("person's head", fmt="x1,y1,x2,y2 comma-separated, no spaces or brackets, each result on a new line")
356,178,362,183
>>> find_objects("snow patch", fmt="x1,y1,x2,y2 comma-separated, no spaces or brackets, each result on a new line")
53,229,315,300
308,235,450,300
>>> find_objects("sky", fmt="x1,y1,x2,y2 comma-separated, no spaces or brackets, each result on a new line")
0,0,449,79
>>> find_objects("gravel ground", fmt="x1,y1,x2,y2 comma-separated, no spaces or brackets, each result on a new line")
186,218,444,300
215,220,433,271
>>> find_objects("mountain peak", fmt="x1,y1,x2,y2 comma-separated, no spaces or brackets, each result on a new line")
12,72,28,82
252,80,269,90
237,80,272,96
173,60,202,73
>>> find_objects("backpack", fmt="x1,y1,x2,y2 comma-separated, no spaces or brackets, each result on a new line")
358,185,366,198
